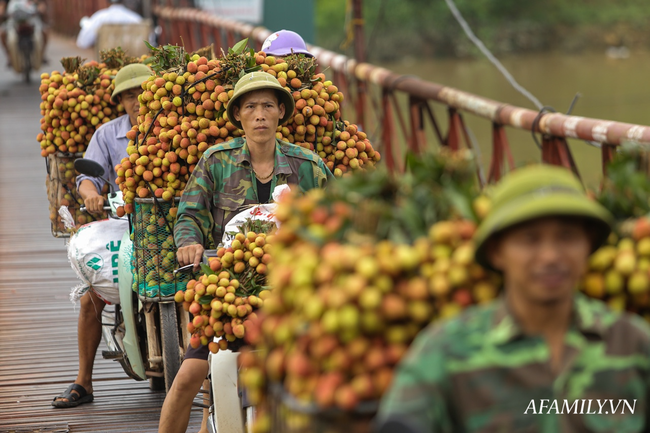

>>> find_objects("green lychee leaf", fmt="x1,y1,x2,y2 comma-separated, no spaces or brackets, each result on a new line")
245,65,263,73
198,295,212,305
444,188,476,222
200,263,214,276
231,38,249,55
596,149,650,219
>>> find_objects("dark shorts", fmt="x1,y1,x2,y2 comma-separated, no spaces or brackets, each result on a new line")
184,342,210,361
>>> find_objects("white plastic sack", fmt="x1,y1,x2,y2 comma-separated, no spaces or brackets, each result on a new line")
220,185,290,248
68,218,129,305
221,204,277,248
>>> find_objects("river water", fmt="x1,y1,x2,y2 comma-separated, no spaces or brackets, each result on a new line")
382,50,650,186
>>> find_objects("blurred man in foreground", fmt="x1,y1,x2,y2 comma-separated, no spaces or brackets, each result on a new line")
376,165,650,432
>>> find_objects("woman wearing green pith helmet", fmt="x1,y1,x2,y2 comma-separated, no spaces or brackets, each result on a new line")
158,72,333,433
376,165,650,433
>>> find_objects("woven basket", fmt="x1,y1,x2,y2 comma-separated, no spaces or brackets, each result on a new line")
46,152,108,237
132,197,190,297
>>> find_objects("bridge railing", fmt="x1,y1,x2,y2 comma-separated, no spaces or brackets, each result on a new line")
48,0,650,184
152,4,650,184
48,0,111,37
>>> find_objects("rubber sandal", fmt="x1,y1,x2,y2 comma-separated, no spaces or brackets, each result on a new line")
51,383,94,408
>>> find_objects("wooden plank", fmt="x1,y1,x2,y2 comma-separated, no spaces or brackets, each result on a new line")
0,33,203,432
144,305,162,369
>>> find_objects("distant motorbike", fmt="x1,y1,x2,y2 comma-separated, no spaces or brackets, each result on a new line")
5,0,43,82
74,158,188,393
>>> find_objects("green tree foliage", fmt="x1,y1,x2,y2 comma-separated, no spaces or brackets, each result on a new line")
316,0,650,61
597,148,650,219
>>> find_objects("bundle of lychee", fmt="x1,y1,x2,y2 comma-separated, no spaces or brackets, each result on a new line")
577,148,650,322
37,50,142,157
115,40,381,215
173,223,275,353
39,50,144,232
224,41,380,175
46,155,110,234
254,50,380,177
579,216,650,322
234,150,501,430
115,43,230,214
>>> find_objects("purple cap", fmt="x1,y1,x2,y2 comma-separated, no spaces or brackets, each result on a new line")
262,30,314,57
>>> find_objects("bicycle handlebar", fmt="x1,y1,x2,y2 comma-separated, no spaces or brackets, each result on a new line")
80,205,112,213
173,263,195,275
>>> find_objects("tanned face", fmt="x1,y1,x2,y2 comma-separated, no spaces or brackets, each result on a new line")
487,217,592,305
232,89,285,146
119,87,142,127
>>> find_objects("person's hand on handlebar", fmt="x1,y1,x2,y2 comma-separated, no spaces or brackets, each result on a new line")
78,179,106,214
177,244,204,271
83,192,105,214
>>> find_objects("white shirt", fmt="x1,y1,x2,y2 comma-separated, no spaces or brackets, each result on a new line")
76,4,142,49
7,0,38,15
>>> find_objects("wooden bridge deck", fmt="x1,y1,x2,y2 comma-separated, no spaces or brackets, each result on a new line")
0,34,203,432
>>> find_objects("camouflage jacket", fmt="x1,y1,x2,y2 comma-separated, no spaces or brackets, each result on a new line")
174,137,332,249
377,293,650,433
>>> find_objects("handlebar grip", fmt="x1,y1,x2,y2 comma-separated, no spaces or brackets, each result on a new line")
173,264,195,275
80,206,111,213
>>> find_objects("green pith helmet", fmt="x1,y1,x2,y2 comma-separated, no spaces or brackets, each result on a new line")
226,72,295,131
473,164,614,272
111,63,153,104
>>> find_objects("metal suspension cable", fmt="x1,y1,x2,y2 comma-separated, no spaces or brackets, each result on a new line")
443,0,544,111
444,1,603,149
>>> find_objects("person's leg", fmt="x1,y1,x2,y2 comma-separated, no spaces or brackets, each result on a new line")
0,30,10,67
41,27,48,63
159,358,209,433
53,290,106,403
200,378,210,433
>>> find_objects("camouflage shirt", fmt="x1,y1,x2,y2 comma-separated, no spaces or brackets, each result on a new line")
377,293,650,433
174,137,332,249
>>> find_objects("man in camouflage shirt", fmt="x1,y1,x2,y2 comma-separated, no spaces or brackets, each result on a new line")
376,165,650,433
159,72,332,432
173,134,330,251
